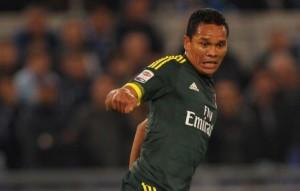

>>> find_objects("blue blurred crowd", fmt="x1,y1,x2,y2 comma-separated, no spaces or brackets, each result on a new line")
0,0,299,170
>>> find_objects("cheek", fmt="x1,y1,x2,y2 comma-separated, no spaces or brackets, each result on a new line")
190,45,205,57
219,48,228,57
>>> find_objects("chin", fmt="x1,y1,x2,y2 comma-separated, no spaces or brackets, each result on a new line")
203,72,214,77
198,68,216,76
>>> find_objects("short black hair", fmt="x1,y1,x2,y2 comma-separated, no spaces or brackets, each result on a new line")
186,8,229,38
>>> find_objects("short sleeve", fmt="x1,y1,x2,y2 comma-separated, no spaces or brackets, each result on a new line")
125,55,185,103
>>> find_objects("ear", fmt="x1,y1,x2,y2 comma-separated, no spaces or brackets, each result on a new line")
183,35,191,52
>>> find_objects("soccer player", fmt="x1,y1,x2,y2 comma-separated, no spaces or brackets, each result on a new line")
105,8,229,191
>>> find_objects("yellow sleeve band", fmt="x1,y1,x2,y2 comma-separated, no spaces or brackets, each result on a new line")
124,82,143,104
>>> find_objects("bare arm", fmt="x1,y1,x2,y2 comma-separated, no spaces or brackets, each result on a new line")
129,118,148,169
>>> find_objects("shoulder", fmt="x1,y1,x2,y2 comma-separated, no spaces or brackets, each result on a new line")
132,55,187,85
146,55,186,72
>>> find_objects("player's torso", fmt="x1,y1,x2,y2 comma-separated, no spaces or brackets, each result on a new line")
135,59,218,190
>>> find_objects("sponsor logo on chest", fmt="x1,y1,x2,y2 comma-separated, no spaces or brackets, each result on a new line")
184,105,214,136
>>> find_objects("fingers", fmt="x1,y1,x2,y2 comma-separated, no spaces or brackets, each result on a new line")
111,90,126,112
105,88,138,113
105,89,116,111
124,99,138,113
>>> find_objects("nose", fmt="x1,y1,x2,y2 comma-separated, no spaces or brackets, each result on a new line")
207,46,217,57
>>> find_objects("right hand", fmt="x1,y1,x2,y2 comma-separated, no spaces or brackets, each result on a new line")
105,87,138,113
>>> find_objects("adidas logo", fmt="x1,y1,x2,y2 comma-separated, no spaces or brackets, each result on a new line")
189,82,199,92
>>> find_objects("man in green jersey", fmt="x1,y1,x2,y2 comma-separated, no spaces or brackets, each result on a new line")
105,8,229,191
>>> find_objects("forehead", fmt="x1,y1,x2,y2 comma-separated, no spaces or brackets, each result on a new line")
194,24,227,40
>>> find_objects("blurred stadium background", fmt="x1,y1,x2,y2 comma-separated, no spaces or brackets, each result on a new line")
0,0,299,190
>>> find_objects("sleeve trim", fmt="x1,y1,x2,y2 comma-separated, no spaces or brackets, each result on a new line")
124,82,144,104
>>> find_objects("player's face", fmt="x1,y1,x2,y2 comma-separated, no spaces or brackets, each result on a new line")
184,24,228,76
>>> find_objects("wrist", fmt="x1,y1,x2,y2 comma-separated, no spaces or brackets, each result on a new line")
123,83,143,105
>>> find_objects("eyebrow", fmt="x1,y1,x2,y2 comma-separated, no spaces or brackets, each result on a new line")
200,37,209,41
199,37,226,43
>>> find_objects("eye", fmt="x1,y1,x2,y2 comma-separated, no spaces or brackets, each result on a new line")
217,41,226,48
200,41,209,48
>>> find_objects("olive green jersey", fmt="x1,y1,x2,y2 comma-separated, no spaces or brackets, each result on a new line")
125,55,218,191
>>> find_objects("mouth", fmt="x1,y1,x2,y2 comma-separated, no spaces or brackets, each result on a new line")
200,61,218,71
202,61,217,65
